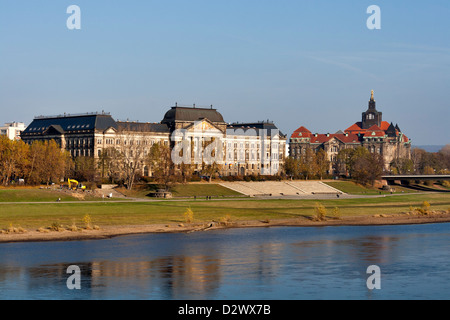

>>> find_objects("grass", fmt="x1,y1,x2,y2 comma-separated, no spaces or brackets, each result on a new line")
1,193,449,230
0,188,81,202
324,181,415,195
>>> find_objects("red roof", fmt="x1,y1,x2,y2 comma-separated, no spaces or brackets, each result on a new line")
380,121,391,131
367,125,382,131
364,131,385,138
310,133,360,144
345,123,364,133
291,126,312,138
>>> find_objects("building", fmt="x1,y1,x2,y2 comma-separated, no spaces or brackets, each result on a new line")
289,91,411,174
21,106,287,177
0,122,26,140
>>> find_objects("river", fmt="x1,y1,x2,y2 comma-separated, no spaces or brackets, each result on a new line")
0,223,449,300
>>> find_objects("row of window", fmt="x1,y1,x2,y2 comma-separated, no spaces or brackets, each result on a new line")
98,138,168,146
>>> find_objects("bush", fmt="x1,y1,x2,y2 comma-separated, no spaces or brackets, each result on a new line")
422,201,431,212
332,207,341,220
83,214,92,229
184,208,194,223
219,214,233,226
314,203,327,221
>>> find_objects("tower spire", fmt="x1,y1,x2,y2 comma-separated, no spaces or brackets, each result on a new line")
371,90,374,101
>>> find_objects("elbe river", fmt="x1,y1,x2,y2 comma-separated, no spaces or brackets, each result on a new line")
0,223,449,300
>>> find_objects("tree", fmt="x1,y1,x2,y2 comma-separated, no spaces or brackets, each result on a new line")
298,148,316,180
284,157,300,180
148,143,176,191
114,128,154,190
314,149,330,180
337,147,370,178
352,152,385,186
73,156,98,183
390,157,414,175
0,136,29,186
98,148,123,183
25,140,72,185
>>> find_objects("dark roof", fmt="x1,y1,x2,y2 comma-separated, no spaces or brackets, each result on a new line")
162,106,225,124
117,122,170,133
228,122,285,137
22,113,117,135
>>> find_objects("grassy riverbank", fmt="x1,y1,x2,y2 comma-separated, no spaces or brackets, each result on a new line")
1,192,449,231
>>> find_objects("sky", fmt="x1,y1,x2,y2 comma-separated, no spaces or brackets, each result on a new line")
0,0,449,146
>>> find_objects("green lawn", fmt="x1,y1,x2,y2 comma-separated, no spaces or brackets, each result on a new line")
1,193,449,230
0,188,81,202
324,181,414,195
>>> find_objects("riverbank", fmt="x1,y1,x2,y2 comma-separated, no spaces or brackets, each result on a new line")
2,210,450,244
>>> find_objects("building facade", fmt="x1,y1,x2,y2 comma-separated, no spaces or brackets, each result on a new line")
21,106,287,177
289,91,411,174
0,122,26,140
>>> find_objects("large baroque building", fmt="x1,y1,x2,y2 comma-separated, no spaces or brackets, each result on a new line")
21,106,287,177
289,91,411,174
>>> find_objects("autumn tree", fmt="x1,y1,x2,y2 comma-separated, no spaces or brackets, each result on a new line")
73,156,98,183
148,143,176,191
98,148,123,183
390,157,414,175
298,148,316,180
284,156,300,180
24,140,72,185
352,152,385,186
0,136,29,186
314,149,330,180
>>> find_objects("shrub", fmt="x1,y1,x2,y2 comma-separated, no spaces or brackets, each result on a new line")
50,222,62,232
332,207,342,220
314,203,327,221
422,201,431,212
184,208,194,223
219,215,233,226
83,214,92,229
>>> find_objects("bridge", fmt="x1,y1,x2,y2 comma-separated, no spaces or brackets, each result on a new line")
382,175,450,182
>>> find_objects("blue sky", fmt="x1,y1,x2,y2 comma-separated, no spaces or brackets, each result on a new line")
1,0,449,145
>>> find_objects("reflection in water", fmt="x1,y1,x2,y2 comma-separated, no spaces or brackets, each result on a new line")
0,224,449,300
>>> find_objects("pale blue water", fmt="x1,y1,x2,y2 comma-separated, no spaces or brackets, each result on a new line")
0,223,449,300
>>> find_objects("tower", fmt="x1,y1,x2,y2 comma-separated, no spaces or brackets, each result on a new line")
362,90,382,129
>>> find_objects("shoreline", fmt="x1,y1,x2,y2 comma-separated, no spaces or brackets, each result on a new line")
1,211,450,244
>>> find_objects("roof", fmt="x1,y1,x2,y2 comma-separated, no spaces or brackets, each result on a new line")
380,121,391,131
367,124,383,131
310,133,361,144
345,123,363,133
162,106,225,124
22,113,118,135
228,122,285,137
117,122,170,133
291,126,312,138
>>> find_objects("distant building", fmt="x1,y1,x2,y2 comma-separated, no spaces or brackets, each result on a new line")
21,106,287,177
0,122,26,140
289,91,411,174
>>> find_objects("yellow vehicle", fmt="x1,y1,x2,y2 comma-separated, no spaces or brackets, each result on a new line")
68,179,86,191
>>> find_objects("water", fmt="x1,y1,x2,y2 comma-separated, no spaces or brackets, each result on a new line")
0,223,449,300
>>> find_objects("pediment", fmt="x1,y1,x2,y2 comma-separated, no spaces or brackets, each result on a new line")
103,127,118,134
185,119,223,134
